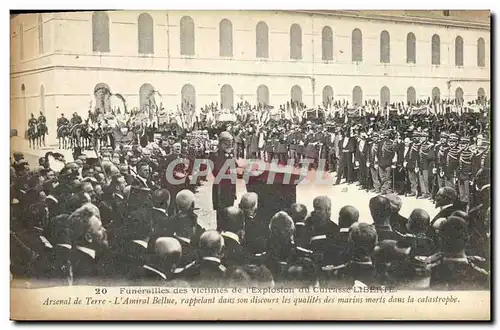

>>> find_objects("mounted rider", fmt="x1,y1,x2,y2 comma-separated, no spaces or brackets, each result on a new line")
38,111,46,125
28,113,38,128
70,112,83,126
57,113,69,127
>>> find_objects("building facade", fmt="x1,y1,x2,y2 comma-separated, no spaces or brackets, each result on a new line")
10,10,490,143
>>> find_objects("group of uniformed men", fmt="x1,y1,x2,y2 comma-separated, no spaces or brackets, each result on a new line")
11,105,490,290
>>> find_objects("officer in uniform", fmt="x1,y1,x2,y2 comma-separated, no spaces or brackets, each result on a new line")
367,132,380,193
378,130,397,194
417,130,436,199
404,133,421,197
334,127,356,185
457,137,473,204
436,133,450,190
355,132,369,190
57,113,69,127
445,133,461,189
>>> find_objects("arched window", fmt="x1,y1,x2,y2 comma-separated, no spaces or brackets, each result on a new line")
257,85,270,106
477,87,485,99
432,87,440,103
220,84,234,110
322,85,334,107
256,21,269,58
139,83,155,109
291,85,302,102
180,16,195,56
92,11,110,52
290,24,302,60
352,86,362,106
455,36,463,66
455,87,464,103
94,83,112,112
19,24,24,60
477,37,485,67
432,34,440,65
38,14,43,54
380,30,390,63
407,87,416,105
138,13,154,54
181,84,196,110
406,32,416,63
322,26,333,61
219,19,233,57
380,86,390,107
40,85,45,114
352,28,362,62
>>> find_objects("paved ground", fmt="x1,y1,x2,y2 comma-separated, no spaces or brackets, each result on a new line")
11,136,438,229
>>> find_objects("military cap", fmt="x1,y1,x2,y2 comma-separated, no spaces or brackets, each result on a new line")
441,132,449,139
460,136,470,143
13,152,24,159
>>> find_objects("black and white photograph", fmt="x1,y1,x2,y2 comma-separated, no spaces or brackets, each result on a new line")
9,9,491,320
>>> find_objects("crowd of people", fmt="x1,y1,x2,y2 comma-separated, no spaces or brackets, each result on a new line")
11,93,490,291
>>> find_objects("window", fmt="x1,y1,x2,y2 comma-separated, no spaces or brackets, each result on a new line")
380,30,390,63
290,24,302,60
181,84,196,110
322,85,334,107
443,10,450,16
256,21,269,58
180,16,195,56
40,85,45,114
322,26,333,61
257,85,269,106
455,87,464,103
380,86,390,107
139,83,155,109
19,24,24,60
477,87,485,99
432,34,440,65
94,83,111,112
92,12,110,52
406,32,416,63
219,19,233,57
407,87,416,105
352,86,362,106
38,14,43,54
220,84,234,110
138,13,154,54
455,36,463,66
291,85,302,102
477,38,485,67
432,87,440,103
352,28,362,62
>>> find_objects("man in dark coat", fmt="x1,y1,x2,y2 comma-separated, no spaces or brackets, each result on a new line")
220,206,249,267
211,132,238,231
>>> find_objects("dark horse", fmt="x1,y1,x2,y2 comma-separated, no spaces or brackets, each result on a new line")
27,124,38,149
57,124,71,149
36,121,48,147
70,120,95,150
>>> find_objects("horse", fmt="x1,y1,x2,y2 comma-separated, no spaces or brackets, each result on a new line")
57,124,71,149
27,124,38,149
36,121,48,147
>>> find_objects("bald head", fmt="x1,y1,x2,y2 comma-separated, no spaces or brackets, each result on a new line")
154,237,182,267
239,192,258,214
313,196,332,221
407,208,430,234
176,189,195,212
220,206,245,233
199,231,225,258
339,205,359,228
288,203,308,224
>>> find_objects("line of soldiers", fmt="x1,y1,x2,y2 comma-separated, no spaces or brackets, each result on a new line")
230,113,490,208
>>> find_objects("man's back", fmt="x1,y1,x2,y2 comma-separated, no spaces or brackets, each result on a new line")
429,256,489,290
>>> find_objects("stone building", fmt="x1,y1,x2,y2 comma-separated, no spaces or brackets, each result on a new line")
10,10,490,143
